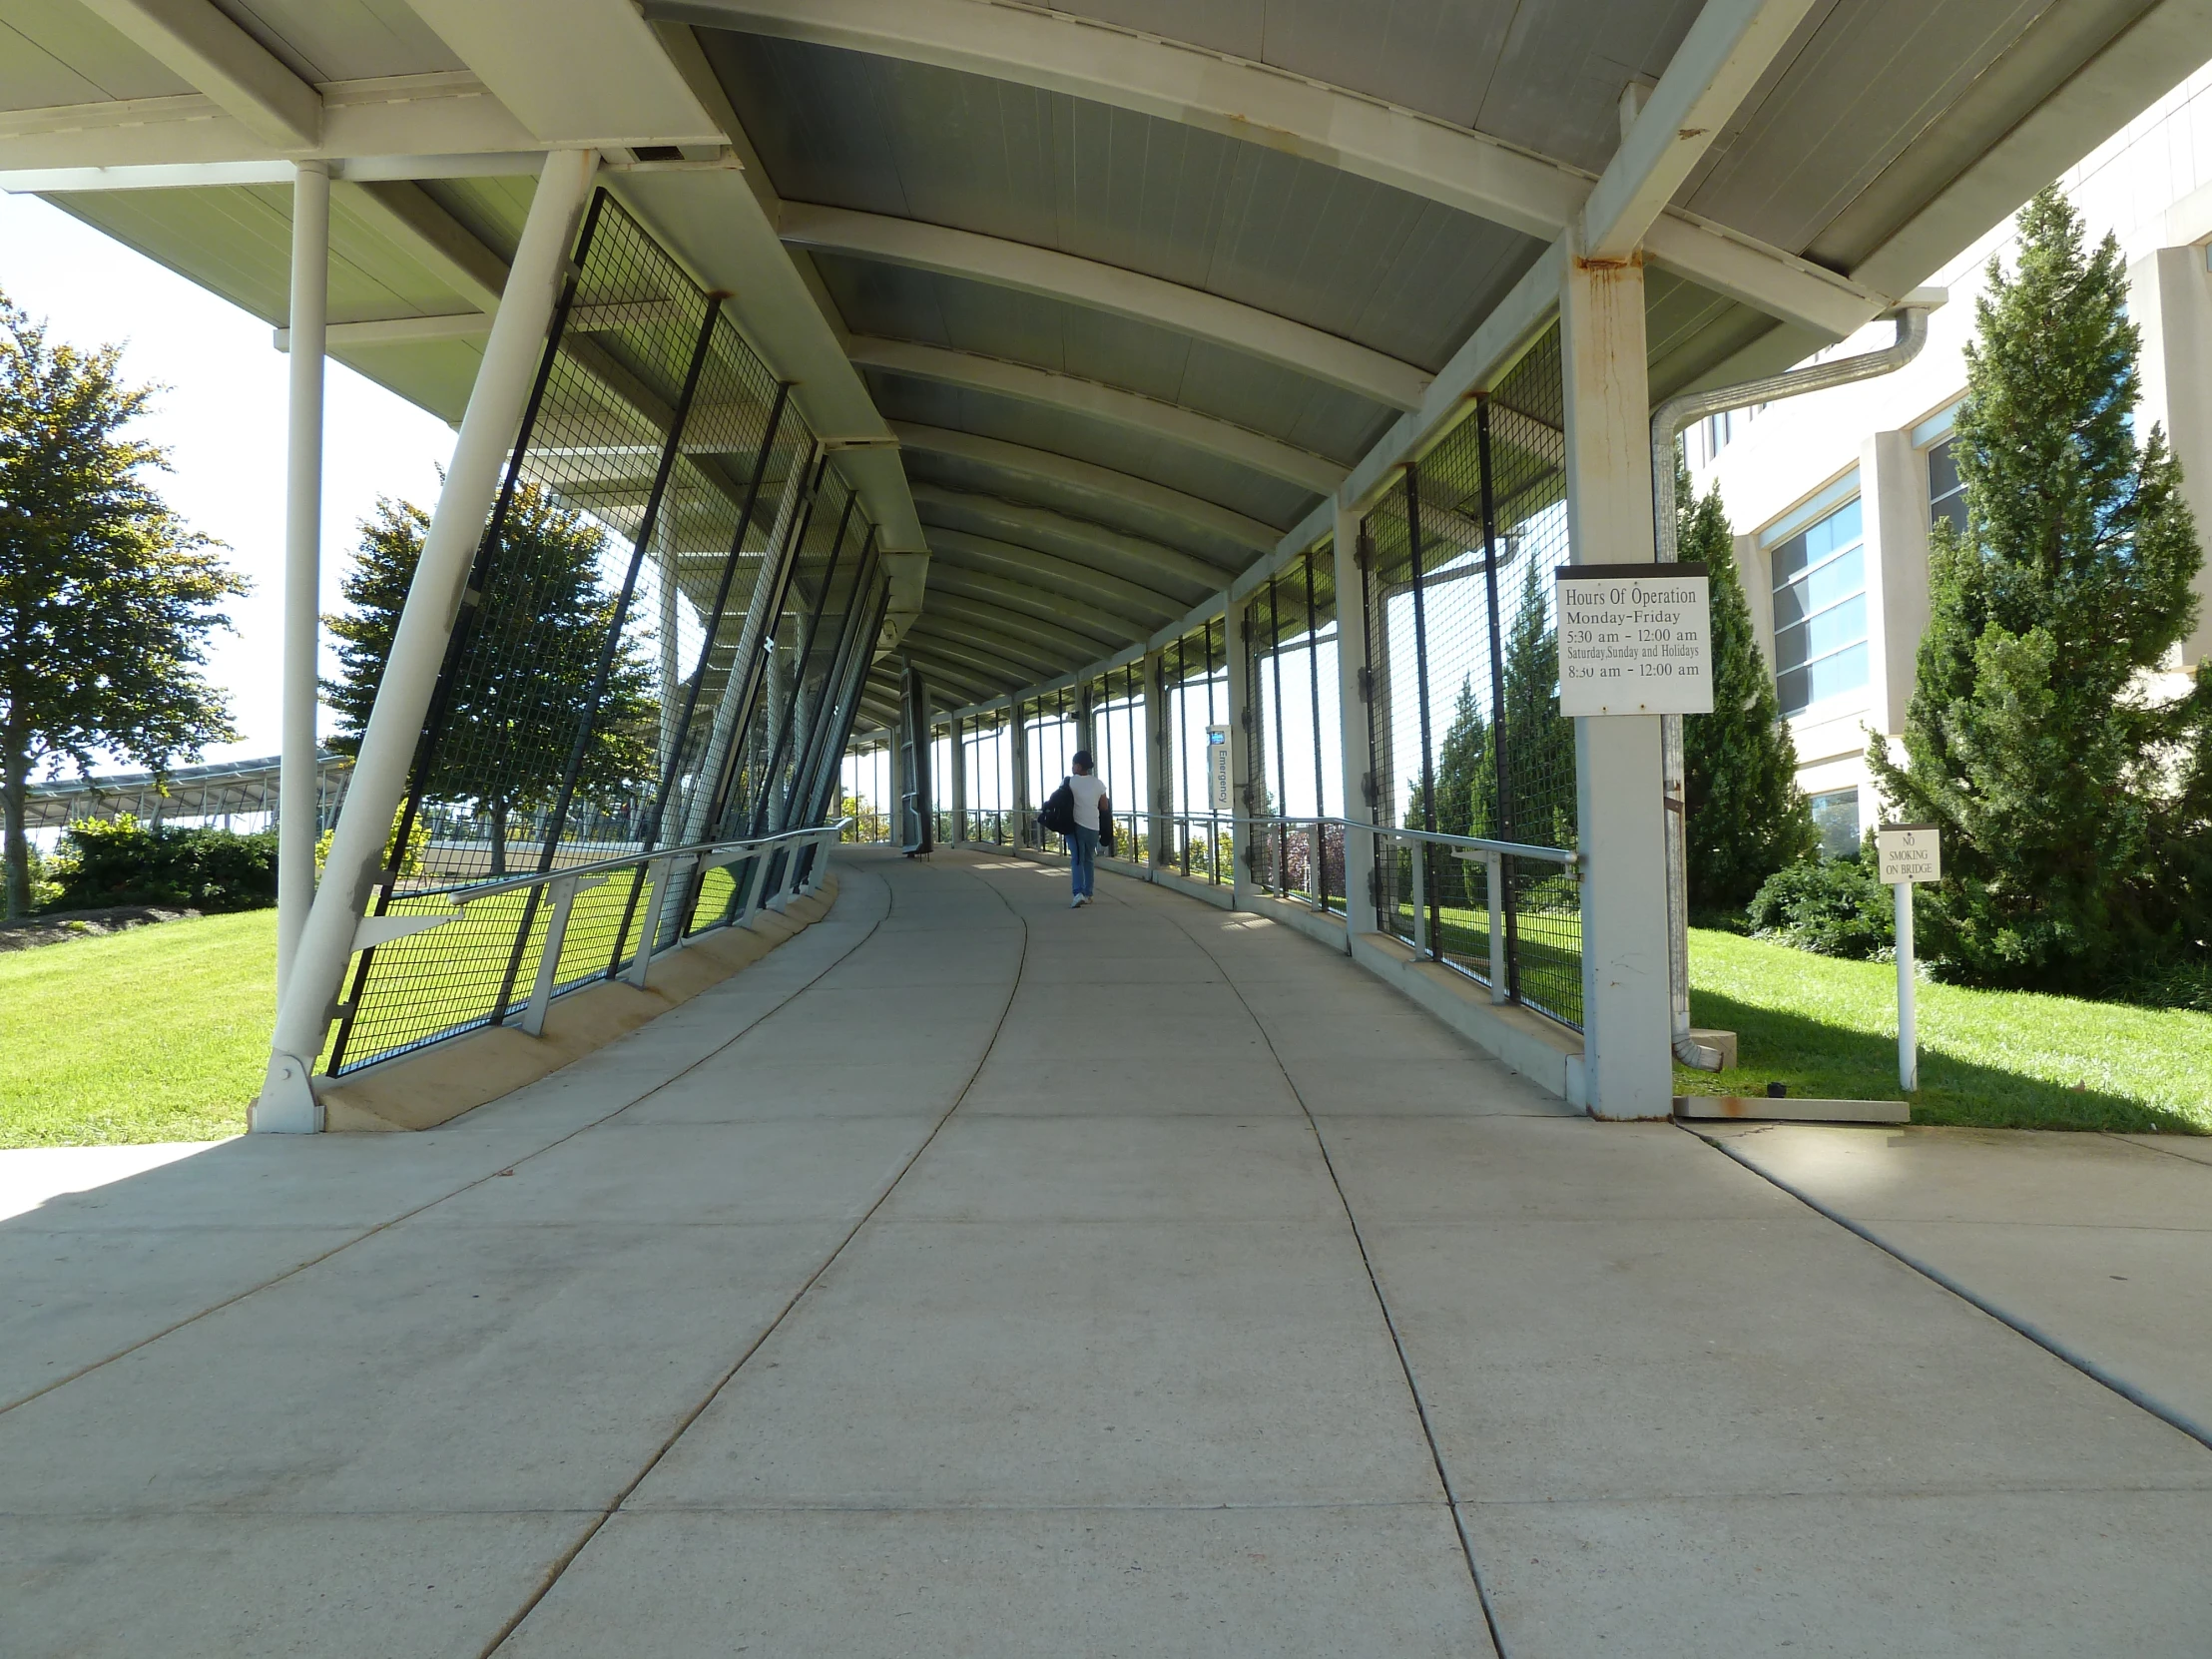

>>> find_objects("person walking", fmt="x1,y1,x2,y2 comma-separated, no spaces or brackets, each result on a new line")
1065,750,1109,908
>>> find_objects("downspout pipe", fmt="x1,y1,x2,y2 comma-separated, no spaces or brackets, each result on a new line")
1653,293,1941,1071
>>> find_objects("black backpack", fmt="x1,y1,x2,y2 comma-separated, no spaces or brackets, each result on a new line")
1038,778,1076,835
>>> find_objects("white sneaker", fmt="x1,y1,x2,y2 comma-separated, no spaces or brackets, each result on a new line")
1071,895,1084,908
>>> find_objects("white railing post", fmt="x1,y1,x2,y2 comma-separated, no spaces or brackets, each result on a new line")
1484,851,1508,1003
520,872,604,1037
625,853,696,988
257,148,598,1133
1409,836,1429,953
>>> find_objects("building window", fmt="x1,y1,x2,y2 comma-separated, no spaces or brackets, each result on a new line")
1771,497,1868,715
1928,436,1967,538
1697,402,1768,464
1808,788,1862,858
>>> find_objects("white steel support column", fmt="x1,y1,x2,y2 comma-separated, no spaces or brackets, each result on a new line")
1561,251,1673,1120
1143,649,1169,866
276,159,327,998
948,714,967,842
1332,501,1378,935
1224,597,1256,906
1008,696,1030,843
2133,244,2212,666
257,148,597,1132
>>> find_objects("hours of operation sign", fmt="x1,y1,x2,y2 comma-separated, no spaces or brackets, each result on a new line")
1554,564,1715,718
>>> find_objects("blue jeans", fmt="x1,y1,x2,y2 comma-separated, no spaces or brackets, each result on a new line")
1067,824,1098,896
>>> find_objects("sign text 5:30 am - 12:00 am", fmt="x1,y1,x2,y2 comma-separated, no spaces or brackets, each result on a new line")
1553,564,1715,718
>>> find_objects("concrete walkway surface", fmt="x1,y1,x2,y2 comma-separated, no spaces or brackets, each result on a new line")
2,847,2209,1656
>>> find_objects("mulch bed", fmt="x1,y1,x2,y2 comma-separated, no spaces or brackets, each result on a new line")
0,905,203,952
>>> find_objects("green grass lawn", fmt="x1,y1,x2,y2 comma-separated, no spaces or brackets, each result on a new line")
1680,927,2212,1134
5,897,2203,1148
0,909,276,1147
0,861,760,1147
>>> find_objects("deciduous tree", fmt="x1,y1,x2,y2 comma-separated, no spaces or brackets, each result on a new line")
0,292,242,918
324,487,657,877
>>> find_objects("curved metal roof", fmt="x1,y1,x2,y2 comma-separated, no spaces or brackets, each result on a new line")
4,0,2206,723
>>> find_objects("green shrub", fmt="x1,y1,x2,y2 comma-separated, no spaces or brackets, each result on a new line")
0,846,64,912
314,806,426,880
1746,845,1894,960
49,816,276,912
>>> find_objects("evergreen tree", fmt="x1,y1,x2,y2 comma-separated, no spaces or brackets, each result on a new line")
1869,187,2209,989
1473,561,1576,848
1406,676,1486,838
324,486,658,877
1678,454,1816,906
1405,676,1486,909
0,291,243,917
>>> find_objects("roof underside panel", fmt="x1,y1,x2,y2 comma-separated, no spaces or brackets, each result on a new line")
0,0,464,110
702,31,1549,373
899,451,1259,570
865,371,1319,529
1681,0,2079,258
811,252,1393,467
1027,0,1706,176
0,0,192,108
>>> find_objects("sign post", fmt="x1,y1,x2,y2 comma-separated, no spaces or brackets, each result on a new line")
1875,824,1941,1092
1554,564,1714,718
1206,724,1232,813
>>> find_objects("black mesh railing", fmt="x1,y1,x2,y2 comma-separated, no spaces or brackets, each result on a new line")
328,192,870,1073
1161,617,1230,884
1020,686,1077,849
1245,543,1345,913
1359,323,1582,1028
1087,661,1149,863
840,742,893,842
958,706,1014,846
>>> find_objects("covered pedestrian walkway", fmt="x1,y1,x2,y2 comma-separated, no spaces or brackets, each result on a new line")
9,2,2212,1648
6,850,2210,1655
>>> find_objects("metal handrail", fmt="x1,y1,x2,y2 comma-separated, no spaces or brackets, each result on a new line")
1005,806,1574,869
1235,814,1577,868
447,820,850,905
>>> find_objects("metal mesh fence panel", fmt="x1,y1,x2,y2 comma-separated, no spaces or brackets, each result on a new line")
841,743,892,841
329,192,866,1073
1089,662,1148,861
953,706,1008,844
1022,687,1076,847
1247,545,1344,911
1357,320,1581,1029
1163,616,1229,882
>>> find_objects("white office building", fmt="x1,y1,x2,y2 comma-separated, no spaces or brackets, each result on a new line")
1688,62,2212,857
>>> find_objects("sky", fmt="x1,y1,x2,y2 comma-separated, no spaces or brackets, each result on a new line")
0,192,457,767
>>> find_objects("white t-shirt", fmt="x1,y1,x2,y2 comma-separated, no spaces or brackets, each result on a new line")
1066,774,1108,830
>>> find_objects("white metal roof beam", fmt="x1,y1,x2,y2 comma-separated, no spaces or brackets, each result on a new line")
889,423,1277,553
1581,0,1823,262
345,180,509,312
654,0,1887,337
77,0,321,149
781,203,1429,411
849,337,1346,496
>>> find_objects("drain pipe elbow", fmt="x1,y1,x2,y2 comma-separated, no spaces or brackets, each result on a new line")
1674,1031,1726,1072
1652,296,1938,562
